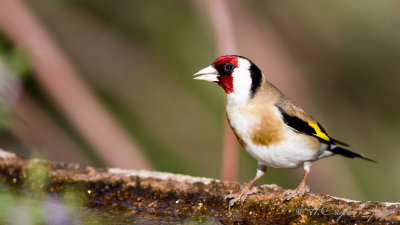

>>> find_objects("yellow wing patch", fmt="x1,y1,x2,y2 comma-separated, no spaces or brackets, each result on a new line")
308,122,330,141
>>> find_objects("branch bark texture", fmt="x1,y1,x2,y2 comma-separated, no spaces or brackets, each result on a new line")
0,149,398,224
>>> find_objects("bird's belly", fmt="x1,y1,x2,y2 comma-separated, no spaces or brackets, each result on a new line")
227,106,317,168
244,132,317,168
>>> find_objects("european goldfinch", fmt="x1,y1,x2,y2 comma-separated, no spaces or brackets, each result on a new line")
193,55,375,208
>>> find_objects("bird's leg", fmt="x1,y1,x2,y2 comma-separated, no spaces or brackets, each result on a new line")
283,162,311,201
225,164,267,209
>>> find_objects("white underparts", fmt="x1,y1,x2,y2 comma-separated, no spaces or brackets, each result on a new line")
227,105,318,169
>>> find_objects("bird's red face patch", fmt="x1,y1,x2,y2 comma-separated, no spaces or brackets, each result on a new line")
213,55,238,94
218,75,234,94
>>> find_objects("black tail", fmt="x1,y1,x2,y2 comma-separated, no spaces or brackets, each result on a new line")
330,147,376,162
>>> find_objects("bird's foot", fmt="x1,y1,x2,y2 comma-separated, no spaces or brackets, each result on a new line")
225,185,258,209
282,184,310,202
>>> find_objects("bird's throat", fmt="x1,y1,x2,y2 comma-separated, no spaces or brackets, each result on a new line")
218,75,234,94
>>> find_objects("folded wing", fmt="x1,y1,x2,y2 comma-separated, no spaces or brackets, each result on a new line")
276,103,348,146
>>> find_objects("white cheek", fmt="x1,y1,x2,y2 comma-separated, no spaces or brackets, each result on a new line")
226,59,252,106
232,69,252,94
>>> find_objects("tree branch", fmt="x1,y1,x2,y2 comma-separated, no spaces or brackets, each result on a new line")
0,149,398,224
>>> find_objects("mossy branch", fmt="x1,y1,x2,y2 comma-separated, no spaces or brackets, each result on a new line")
0,149,398,224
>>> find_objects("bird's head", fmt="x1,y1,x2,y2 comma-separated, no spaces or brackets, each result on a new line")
194,55,263,103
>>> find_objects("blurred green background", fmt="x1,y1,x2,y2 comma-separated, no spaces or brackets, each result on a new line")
0,0,399,203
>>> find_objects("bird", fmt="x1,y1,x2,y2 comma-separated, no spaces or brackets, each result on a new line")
193,55,375,208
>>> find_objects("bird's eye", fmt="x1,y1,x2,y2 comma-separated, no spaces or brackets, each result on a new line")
225,63,234,71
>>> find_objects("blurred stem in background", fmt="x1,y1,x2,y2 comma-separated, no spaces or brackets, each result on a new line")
0,0,151,169
199,0,239,182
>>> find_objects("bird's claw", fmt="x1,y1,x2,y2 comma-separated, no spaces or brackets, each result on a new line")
225,186,258,209
282,185,310,202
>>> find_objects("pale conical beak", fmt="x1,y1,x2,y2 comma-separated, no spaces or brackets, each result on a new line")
193,65,219,82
